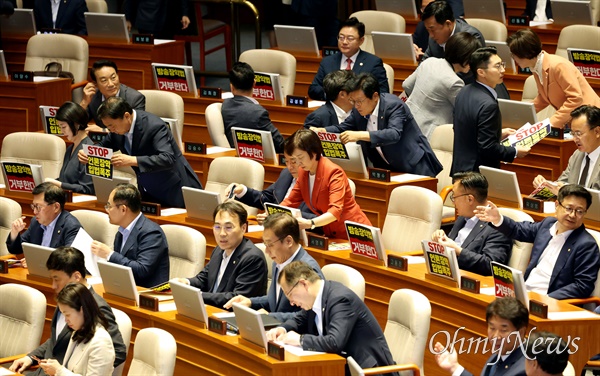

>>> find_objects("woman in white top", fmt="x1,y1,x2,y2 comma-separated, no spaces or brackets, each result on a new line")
39,283,115,376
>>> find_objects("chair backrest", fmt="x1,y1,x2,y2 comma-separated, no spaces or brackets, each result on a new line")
206,102,230,147
429,124,454,195
385,289,431,372
0,284,47,357
255,243,273,291
347,178,356,198
321,264,365,301
498,208,534,273
0,132,66,185
556,24,600,59
139,90,185,151
113,165,138,185
160,224,206,279
239,49,297,98
111,308,132,376
205,157,264,215
382,186,443,253
564,361,576,376
464,18,507,41
0,197,22,257
71,210,119,249
383,63,395,93
86,0,108,12
585,229,600,299
522,75,538,102
127,328,177,376
349,11,406,54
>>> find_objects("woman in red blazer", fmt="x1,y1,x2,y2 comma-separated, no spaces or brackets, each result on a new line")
280,129,371,239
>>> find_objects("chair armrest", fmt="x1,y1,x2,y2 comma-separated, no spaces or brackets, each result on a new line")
71,80,88,90
439,185,453,202
562,297,600,306
587,360,600,368
362,363,420,376
0,353,27,364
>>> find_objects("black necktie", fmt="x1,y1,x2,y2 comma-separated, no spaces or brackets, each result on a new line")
579,155,591,186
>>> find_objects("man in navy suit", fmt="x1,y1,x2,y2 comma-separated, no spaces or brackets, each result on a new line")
78,96,202,208
477,184,600,300
321,73,443,177
267,261,398,375
434,297,529,376
308,17,389,101
175,201,268,308
431,172,511,276
6,182,81,255
91,184,169,288
224,213,323,321
34,0,87,35
524,332,570,376
305,70,355,128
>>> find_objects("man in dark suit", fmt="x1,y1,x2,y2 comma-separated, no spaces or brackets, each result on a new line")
431,172,511,276
524,332,570,376
477,185,600,300
6,182,81,255
91,184,170,288
221,62,285,153
125,0,190,38
267,261,397,375
175,201,267,308
321,73,443,177
224,213,323,321
308,17,389,101
451,47,529,175
80,60,146,130
434,297,528,376
305,70,355,128
78,96,202,208
33,0,87,35
9,247,126,375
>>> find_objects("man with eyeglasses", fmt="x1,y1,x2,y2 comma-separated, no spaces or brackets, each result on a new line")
266,261,398,375
477,184,600,299
224,213,323,320
533,105,600,195
6,182,81,256
431,172,511,276
172,201,267,308
451,47,530,175
308,17,389,101
90,183,169,288
79,60,145,131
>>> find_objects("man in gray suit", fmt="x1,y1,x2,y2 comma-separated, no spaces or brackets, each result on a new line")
533,105,600,195
80,60,145,130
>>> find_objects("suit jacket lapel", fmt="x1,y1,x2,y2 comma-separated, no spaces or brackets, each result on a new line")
55,0,67,28
131,113,141,154
310,159,325,211
49,212,65,248
460,220,487,249
320,281,329,335
218,245,243,291
207,248,224,291
549,228,580,286
120,216,142,257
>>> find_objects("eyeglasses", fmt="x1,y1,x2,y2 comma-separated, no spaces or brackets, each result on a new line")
104,202,124,211
488,61,506,70
571,129,593,138
264,237,285,249
30,203,50,212
449,192,471,203
338,35,358,42
213,224,237,233
285,280,300,297
558,202,586,217
349,97,367,106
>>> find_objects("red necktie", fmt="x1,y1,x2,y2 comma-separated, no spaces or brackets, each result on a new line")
345,58,352,70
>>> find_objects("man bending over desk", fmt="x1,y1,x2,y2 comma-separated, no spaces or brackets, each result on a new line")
304,70,355,128
477,184,600,300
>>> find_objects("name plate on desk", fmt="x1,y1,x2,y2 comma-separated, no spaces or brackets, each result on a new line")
278,153,286,165
307,233,328,250
286,95,308,107
12,71,34,82
185,142,207,154
139,294,160,311
63,189,73,203
460,276,480,294
322,47,339,57
0,260,8,274
208,316,227,335
523,197,545,213
508,15,529,26
368,167,390,182
529,299,548,318
132,34,154,44
141,202,161,216
88,131,107,143
200,87,222,99
547,127,564,139
518,66,532,75
267,342,285,360
388,254,408,271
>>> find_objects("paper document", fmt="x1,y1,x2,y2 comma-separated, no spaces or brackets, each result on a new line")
247,225,264,233
160,208,187,216
72,195,97,203
207,146,235,154
405,256,426,264
390,173,430,183
548,311,599,320
501,118,551,148
221,92,234,99
154,39,174,45
308,100,326,108
274,342,325,356
71,228,100,277
0,367,16,375
33,76,60,82
159,301,177,312
213,312,235,318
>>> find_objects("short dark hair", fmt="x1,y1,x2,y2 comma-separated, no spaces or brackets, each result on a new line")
263,212,300,244
558,184,593,210
445,32,482,66
470,46,498,77
112,183,141,213
284,128,323,161
506,29,542,60
421,0,455,23
57,283,107,344
97,96,133,120
56,101,89,134
33,182,66,210
452,171,488,203
485,297,529,330
323,70,356,101
229,62,255,91
213,200,248,226
570,105,600,130
351,73,380,99
279,260,321,285
339,17,365,38
525,332,570,374
90,60,118,82
46,246,87,278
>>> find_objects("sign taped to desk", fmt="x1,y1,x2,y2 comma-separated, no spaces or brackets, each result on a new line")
1,161,43,192
84,144,113,180
39,105,62,136
152,63,198,97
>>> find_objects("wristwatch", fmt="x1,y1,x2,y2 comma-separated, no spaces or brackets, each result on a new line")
299,334,305,347
310,220,316,230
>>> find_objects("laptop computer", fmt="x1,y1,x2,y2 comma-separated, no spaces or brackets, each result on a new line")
182,186,222,221
371,32,417,63
498,99,537,130
550,0,593,26
486,41,518,74
231,303,271,350
463,0,506,24
375,0,418,19
0,51,8,79
22,243,54,280
0,9,36,37
329,142,369,179
480,166,523,209
92,176,133,205
85,13,130,43
170,280,209,325
97,260,139,304
274,25,320,57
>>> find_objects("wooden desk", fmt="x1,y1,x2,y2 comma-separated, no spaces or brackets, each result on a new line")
0,268,345,375
0,78,71,144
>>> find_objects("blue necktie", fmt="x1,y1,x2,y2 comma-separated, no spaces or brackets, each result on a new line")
123,136,131,154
